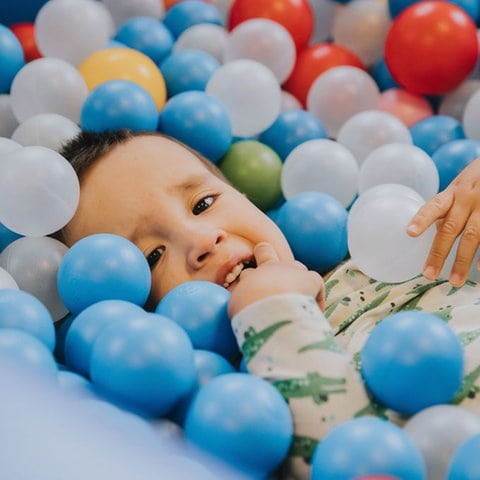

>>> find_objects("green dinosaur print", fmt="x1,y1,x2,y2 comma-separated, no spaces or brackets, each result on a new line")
452,364,480,404
298,333,345,354
405,279,446,297
433,307,453,322
241,320,292,364
289,435,318,463
336,291,390,335
458,328,480,346
324,296,351,319
324,278,339,298
447,280,477,296
273,372,347,404
354,399,388,419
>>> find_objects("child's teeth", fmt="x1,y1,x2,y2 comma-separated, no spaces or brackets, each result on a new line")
223,263,244,287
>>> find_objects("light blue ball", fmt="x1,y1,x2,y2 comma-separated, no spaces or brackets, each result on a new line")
90,313,196,416
80,79,159,132
158,90,232,163
361,311,464,416
275,191,348,273
447,434,480,480
258,109,327,161
155,280,238,361
0,24,25,93
57,233,151,315
160,48,220,97
114,16,174,65
185,372,293,478
0,288,55,351
311,417,426,480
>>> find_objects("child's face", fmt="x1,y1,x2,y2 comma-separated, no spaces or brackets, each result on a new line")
63,135,294,305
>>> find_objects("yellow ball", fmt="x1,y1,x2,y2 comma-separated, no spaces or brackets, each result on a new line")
78,48,167,111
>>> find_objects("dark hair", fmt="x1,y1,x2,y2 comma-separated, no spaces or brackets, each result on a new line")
59,129,227,181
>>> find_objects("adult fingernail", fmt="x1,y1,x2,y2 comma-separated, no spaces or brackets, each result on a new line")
407,224,418,234
449,273,462,287
423,266,436,279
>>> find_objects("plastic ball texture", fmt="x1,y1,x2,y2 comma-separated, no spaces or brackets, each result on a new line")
361,311,464,415
447,434,480,480
157,90,232,163
80,79,159,132
384,0,478,95
460,89,480,142
0,288,55,351
10,22,42,62
0,146,80,237
184,372,293,478
439,79,480,122
0,266,18,290
347,184,436,282
64,300,146,377
404,405,480,480
0,221,22,253
57,233,151,315
0,95,19,137
275,191,349,273
90,313,196,417
219,140,282,211
101,0,165,28
311,417,426,480
0,236,69,321
0,24,25,94
281,138,359,208
258,108,328,161
155,280,238,361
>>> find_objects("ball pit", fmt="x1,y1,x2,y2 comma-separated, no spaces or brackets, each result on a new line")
2,0,480,478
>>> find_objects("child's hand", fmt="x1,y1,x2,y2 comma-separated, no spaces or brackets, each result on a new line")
228,242,325,318
407,156,480,287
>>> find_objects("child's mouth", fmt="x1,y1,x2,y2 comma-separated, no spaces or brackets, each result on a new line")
223,258,257,288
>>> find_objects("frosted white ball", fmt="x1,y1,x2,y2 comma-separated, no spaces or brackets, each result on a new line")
0,137,22,157
101,0,164,28
0,266,18,290
439,79,480,122
462,88,480,141
0,95,19,138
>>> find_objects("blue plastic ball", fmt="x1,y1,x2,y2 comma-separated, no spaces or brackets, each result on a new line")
0,329,58,381
432,139,480,191
361,311,464,416
184,372,293,477
155,280,238,360
90,313,196,417
0,24,25,93
80,79,159,132
447,434,480,480
160,49,220,97
64,300,147,377
371,58,399,91
275,191,349,273
114,16,174,65
57,233,152,315
0,288,55,351
410,115,465,156
57,369,97,399
162,0,223,39
0,221,22,253
157,90,232,162
311,417,426,480
258,109,328,161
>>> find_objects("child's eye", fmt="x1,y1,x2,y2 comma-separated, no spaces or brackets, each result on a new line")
192,195,216,215
146,246,165,269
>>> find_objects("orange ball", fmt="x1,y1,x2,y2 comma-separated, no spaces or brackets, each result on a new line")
78,48,167,111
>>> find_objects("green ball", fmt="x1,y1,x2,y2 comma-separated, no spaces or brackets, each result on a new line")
219,140,282,211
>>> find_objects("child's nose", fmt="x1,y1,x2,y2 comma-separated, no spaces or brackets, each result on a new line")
187,228,227,268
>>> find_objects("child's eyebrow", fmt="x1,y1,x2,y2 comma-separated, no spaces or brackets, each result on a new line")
170,173,213,194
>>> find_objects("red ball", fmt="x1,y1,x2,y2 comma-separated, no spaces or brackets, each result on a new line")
283,42,365,106
228,0,314,52
10,22,42,62
384,0,478,95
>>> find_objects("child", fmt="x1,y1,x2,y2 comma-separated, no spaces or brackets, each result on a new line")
58,129,480,479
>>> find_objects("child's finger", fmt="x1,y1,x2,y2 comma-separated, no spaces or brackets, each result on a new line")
253,242,279,265
406,190,454,236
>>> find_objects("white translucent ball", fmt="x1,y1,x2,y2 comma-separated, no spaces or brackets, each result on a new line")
35,0,115,66
174,24,228,64
101,0,164,28
206,59,281,137
0,95,19,138
0,266,19,290
224,19,296,84
281,138,359,207
307,66,380,138
280,90,302,111
10,57,88,123
0,236,69,321
310,0,337,43
0,137,22,157
0,146,80,236
439,79,480,122
404,405,480,480
331,0,390,66
336,109,412,165
462,88,480,141
209,0,234,23
348,184,436,282
12,113,80,151
358,143,439,201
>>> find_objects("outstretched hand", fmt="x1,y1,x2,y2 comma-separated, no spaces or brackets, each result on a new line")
407,156,480,287
228,242,325,318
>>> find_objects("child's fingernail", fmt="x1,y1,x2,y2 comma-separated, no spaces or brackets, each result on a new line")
406,223,418,234
423,266,436,279
449,273,462,287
